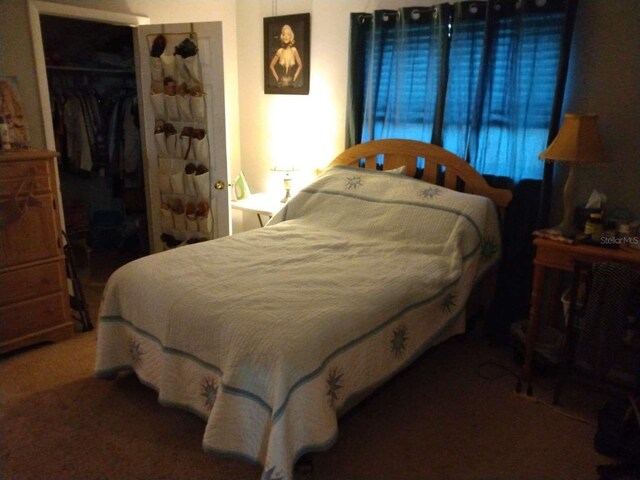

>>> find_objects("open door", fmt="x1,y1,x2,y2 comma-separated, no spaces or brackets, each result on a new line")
30,2,230,255
135,23,230,253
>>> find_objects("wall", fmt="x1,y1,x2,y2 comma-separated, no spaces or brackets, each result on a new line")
559,0,640,223
3,0,638,231
1,0,42,146
235,0,425,230
235,0,640,230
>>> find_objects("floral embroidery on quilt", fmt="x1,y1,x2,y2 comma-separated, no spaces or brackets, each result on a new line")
200,376,218,411
128,339,144,367
326,366,344,409
441,291,457,313
419,185,442,199
345,175,363,189
480,236,499,261
390,324,409,358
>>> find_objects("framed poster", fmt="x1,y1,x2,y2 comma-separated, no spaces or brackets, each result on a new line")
264,13,310,95
0,77,30,149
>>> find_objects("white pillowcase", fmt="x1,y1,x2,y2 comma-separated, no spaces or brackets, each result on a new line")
385,165,406,175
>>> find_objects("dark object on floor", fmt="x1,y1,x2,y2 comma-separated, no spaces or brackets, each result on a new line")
597,462,640,480
595,396,640,479
62,231,93,332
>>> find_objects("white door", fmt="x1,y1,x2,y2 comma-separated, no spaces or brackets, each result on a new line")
135,22,230,253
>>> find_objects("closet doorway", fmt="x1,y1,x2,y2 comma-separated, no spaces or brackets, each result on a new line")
31,1,231,264
40,14,148,281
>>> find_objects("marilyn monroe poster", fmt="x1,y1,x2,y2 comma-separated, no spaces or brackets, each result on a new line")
264,14,310,95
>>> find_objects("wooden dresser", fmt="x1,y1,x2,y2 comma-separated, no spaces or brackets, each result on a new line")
0,149,73,353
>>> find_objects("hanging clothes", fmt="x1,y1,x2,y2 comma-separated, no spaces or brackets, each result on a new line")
50,85,104,173
63,94,94,172
107,92,142,189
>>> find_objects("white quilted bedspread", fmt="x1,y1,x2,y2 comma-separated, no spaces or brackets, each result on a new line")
95,166,501,480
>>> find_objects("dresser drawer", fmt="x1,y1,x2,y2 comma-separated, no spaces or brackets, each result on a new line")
0,259,66,306
0,160,53,195
0,175,53,196
0,159,51,179
0,293,69,344
0,193,61,267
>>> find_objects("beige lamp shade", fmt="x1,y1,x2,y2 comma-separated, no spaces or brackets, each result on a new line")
538,113,607,234
539,113,606,163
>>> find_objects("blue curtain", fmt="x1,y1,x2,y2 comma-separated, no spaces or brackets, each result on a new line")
349,0,574,183
441,2,486,160
466,1,567,180
361,7,450,144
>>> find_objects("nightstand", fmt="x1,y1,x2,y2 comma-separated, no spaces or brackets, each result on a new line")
231,193,284,227
521,237,640,394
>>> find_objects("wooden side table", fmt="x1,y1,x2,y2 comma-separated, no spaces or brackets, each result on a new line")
521,237,640,394
231,193,284,227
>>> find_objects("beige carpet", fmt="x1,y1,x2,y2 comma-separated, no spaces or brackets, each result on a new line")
0,252,612,479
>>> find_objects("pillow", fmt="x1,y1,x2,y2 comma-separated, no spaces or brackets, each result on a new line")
384,165,406,175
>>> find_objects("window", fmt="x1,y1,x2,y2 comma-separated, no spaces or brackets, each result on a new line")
354,1,571,182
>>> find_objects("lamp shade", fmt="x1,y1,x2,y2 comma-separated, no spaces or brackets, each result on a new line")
539,113,606,163
271,161,298,173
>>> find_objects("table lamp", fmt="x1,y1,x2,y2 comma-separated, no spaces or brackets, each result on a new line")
539,113,606,234
272,163,296,203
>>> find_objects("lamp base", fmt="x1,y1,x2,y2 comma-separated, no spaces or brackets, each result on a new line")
281,174,292,203
556,164,578,239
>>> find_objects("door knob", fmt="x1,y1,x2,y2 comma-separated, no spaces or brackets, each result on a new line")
214,180,226,190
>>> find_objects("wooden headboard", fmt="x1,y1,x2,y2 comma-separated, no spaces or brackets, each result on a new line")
327,139,513,212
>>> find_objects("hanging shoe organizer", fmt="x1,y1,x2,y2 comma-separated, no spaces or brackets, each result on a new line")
146,31,213,250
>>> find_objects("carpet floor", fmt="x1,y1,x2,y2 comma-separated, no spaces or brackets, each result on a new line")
0,251,615,479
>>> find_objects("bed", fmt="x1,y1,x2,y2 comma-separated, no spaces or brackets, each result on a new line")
95,139,512,480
